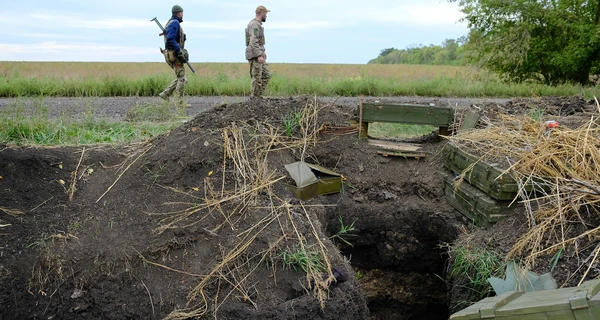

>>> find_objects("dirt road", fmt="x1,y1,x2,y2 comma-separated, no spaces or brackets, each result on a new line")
0,96,510,120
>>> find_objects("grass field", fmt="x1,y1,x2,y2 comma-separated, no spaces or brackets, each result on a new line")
2,61,599,98
1,61,597,145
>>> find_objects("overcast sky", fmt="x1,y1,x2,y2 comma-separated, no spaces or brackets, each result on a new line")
0,1,468,64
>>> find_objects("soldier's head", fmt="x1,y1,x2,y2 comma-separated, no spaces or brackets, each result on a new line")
255,5,269,22
172,5,184,18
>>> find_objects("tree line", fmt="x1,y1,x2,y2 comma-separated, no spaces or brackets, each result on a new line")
371,0,600,86
368,38,467,66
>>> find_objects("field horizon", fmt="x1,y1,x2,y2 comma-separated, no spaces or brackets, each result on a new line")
1,61,598,98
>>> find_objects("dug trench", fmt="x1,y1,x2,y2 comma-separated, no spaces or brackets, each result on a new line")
313,136,461,320
0,96,466,319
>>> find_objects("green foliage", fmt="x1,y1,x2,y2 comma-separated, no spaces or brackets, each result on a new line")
451,0,600,85
355,270,363,280
529,108,546,121
379,48,396,57
369,123,436,139
549,248,563,273
282,110,302,137
279,246,326,273
448,244,506,301
4,72,600,98
369,38,467,66
329,216,358,246
126,102,184,122
26,236,48,249
145,164,167,185
0,102,176,145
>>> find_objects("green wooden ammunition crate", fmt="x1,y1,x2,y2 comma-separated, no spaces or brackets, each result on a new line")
450,278,600,320
443,172,511,227
360,103,454,126
443,143,528,201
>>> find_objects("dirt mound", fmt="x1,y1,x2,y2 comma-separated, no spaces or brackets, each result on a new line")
9,95,594,319
1,96,463,320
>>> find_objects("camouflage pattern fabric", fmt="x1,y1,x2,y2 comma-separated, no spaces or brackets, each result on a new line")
249,60,270,97
245,19,265,60
160,55,187,105
160,17,187,106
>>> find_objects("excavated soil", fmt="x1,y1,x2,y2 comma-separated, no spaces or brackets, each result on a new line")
0,95,596,319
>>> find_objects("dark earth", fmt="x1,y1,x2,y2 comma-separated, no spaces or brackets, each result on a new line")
0,95,595,320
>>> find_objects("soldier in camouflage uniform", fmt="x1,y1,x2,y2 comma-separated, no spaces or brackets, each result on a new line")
159,5,190,107
245,5,270,98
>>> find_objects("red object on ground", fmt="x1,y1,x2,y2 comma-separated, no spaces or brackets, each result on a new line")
546,120,559,128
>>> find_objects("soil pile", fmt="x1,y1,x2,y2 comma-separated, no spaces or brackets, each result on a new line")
0,96,461,319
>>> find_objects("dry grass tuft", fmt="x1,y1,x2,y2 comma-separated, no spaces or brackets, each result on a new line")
446,104,600,283
0,207,24,216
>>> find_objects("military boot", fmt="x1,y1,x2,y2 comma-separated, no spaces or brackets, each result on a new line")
158,92,170,101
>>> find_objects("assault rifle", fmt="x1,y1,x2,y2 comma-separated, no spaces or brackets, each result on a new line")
151,17,195,73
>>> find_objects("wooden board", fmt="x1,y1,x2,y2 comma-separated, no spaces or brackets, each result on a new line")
443,142,550,201
368,139,423,152
451,279,600,320
458,110,481,131
377,151,427,159
361,103,454,126
443,172,512,227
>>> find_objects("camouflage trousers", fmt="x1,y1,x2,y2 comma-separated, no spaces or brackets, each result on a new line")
161,60,187,104
249,60,270,97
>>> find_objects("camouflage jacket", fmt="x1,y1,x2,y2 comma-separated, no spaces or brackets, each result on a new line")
245,18,265,60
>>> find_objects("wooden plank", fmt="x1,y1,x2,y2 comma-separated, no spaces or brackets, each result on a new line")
361,103,454,126
359,96,366,138
443,173,512,227
443,143,520,200
452,279,600,320
368,139,423,152
360,122,369,139
443,142,551,200
458,110,481,131
377,151,427,159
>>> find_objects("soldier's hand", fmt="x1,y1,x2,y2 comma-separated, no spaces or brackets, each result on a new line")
177,50,188,63
258,56,265,64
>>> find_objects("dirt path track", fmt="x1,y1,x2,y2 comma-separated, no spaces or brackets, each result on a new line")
0,96,510,120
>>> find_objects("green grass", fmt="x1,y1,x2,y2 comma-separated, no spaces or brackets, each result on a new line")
282,109,302,137
1,72,600,98
329,216,358,247
449,244,506,301
279,246,326,273
369,123,437,139
0,101,178,145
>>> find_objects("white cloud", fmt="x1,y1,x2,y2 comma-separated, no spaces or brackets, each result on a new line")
364,3,464,26
0,42,155,57
28,14,151,30
0,0,468,63
269,21,342,30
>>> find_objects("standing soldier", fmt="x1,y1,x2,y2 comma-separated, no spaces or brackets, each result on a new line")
159,5,190,107
245,5,270,98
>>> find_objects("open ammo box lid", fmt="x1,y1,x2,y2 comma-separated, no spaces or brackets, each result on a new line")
450,278,600,320
284,161,342,201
